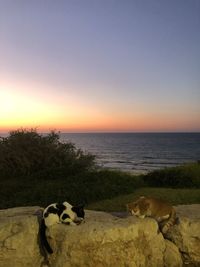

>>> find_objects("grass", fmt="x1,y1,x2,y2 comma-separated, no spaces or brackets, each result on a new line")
86,187,200,212
0,170,144,209
1,165,199,210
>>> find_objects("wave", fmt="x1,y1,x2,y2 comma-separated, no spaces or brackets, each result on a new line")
61,133,200,172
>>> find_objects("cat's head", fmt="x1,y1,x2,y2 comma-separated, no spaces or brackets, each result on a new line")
62,202,85,225
126,196,149,216
72,205,85,224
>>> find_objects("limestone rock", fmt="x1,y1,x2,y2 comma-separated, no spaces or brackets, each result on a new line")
0,206,43,267
0,205,199,267
167,204,200,267
164,240,183,267
48,210,167,267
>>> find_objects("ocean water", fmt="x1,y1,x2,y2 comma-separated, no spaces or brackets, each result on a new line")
60,133,200,173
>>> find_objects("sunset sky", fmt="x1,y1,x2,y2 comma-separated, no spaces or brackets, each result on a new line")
0,0,200,133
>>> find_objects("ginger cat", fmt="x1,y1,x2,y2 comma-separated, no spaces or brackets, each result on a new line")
127,196,177,234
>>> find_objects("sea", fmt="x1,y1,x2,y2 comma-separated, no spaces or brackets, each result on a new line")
60,133,200,174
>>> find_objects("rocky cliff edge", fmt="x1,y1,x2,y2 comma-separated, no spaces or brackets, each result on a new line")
0,205,199,267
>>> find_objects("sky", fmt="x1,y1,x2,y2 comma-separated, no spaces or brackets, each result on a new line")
0,0,200,133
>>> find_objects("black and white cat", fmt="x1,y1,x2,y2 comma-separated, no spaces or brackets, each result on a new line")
40,201,85,254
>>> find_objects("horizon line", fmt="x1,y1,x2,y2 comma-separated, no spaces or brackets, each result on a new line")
0,130,200,135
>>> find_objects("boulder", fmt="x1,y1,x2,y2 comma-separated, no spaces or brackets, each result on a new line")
167,204,200,267
0,205,199,267
0,206,43,267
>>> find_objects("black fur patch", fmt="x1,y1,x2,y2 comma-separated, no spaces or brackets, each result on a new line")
62,213,70,220
47,206,58,214
44,212,49,218
72,206,85,218
56,203,66,217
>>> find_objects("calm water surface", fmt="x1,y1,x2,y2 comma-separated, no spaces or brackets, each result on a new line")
60,133,200,173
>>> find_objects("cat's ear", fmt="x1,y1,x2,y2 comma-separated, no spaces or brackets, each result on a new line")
72,205,84,212
77,204,84,209
77,201,86,208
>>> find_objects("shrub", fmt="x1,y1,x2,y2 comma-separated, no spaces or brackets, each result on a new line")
0,129,144,208
143,162,200,188
0,129,96,179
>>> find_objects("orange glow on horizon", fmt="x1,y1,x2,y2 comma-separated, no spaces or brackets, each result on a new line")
0,81,199,134
1,1,199,134
1,111,199,133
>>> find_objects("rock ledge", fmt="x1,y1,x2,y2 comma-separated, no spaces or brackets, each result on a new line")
0,205,199,267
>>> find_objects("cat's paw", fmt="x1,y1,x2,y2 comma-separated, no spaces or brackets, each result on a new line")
161,225,169,234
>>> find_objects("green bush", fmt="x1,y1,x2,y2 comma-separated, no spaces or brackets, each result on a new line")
1,128,199,209
143,163,200,188
0,129,144,208
0,129,96,179
0,169,144,209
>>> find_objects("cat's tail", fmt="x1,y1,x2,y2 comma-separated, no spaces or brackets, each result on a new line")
162,207,177,234
40,218,53,254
